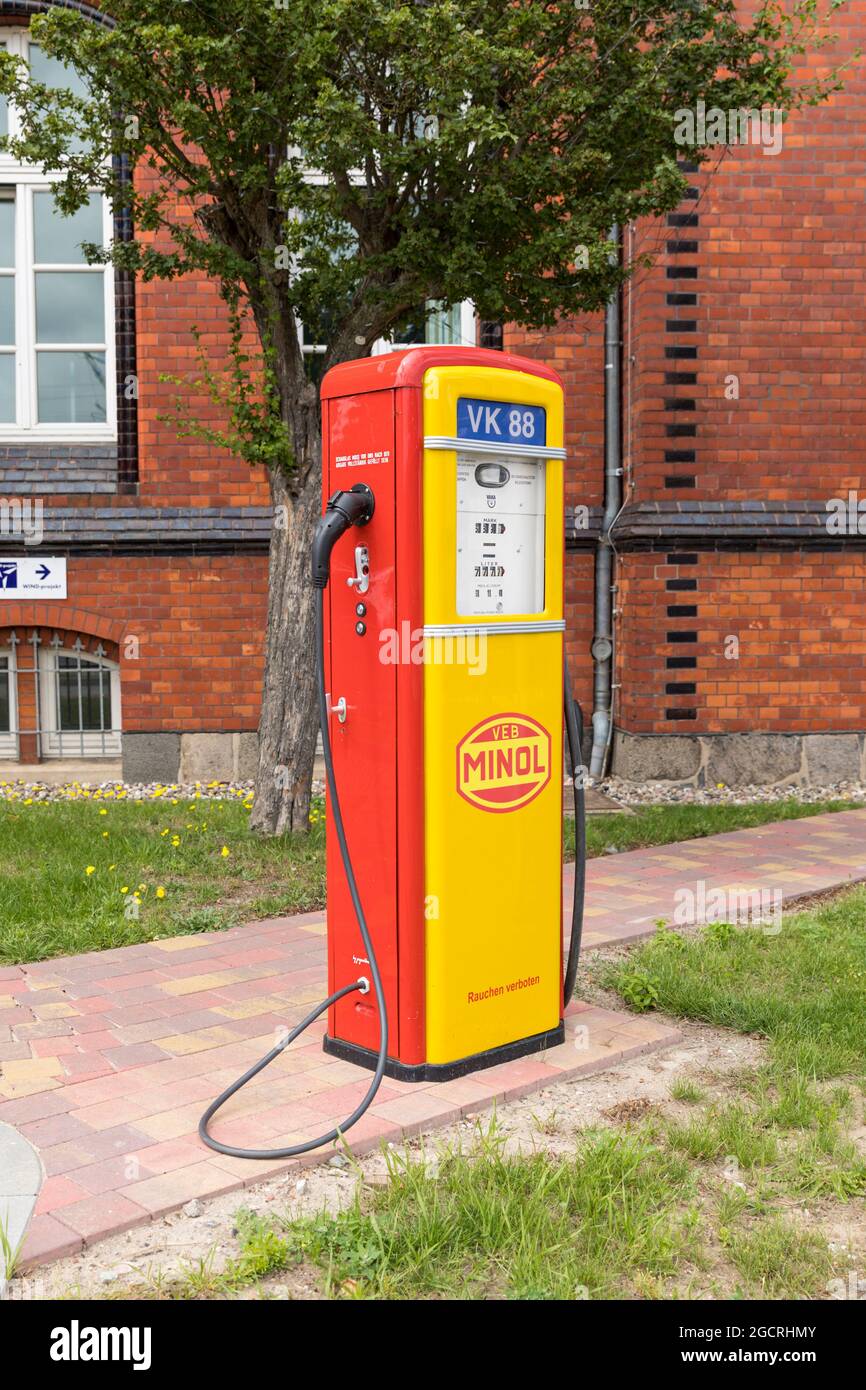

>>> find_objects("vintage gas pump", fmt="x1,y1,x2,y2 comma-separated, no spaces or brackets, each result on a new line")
200,347,585,1159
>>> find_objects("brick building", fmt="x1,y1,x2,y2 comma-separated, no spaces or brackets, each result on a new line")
507,9,866,788
0,3,863,787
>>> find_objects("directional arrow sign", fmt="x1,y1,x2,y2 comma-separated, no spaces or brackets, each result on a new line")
0,557,67,599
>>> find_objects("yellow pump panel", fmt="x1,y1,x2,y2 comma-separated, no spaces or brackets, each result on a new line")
421,367,564,1064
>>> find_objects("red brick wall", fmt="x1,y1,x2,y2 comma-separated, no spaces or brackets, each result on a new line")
109,556,267,731
2,557,268,734
617,551,866,735
136,273,271,510
503,13,866,746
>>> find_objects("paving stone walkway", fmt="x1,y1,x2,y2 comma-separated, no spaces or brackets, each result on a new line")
574,807,866,949
2,806,865,1272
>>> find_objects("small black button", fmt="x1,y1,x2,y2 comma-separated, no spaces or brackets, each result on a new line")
355,602,367,617
355,621,367,636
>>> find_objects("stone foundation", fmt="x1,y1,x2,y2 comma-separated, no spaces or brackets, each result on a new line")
611,730,866,787
122,731,258,784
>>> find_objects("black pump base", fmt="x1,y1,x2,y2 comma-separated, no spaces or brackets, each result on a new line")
322,1022,565,1083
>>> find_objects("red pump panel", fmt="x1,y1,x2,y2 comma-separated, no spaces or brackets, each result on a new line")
324,389,400,1055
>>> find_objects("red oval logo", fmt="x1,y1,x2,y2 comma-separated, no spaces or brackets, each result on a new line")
456,712,551,813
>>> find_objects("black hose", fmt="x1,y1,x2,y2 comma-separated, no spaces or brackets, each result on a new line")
563,656,586,1006
199,588,388,1160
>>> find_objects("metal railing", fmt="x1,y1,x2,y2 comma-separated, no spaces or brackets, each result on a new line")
0,630,121,760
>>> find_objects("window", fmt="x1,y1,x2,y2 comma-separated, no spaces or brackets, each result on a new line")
300,299,474,379
0,30,114,437
0,650,16,758
38,642,121,757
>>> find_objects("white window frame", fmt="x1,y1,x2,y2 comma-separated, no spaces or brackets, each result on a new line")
38,646,121,758
0,647,17,758
0,28,115,442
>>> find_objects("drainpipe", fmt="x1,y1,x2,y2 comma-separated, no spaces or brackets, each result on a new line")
589,225,623,780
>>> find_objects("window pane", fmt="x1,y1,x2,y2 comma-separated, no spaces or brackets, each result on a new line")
29,43,89,100
0,277,14,344
36,351,106,423
426,302,461,345
34,192,103,265
36,272,104,343
0,353,14,422
0,657,9,733
393,301,462,347
29,42,90,157
57,657,112,732
0,198,14,269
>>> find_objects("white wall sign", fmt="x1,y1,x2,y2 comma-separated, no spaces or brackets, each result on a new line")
0,557,67,599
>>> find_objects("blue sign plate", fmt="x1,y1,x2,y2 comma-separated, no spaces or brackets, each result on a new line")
457,397,546,447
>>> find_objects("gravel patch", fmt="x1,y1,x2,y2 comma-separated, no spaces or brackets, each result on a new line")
0,780,258,804
598,778,866,808
0,779,330,804
3,775,863,809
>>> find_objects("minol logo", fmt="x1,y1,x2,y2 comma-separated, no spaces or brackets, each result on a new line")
457,713,551,813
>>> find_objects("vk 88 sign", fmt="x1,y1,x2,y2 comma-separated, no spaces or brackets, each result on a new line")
457,397,546,447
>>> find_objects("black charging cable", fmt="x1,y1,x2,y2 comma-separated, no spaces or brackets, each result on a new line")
562,658,587,1005
199,486,387,1160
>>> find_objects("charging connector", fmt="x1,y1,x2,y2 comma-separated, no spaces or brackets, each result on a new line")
312,484,375,589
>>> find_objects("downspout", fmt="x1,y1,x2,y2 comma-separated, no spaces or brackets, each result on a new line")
589,225,623,779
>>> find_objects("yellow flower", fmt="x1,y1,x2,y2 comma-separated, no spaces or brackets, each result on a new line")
120,886,129,894
102,832,109,839
99,808,108,816
220,846,230,858
138,883,147,892
85,865,96,876
156,886,166,899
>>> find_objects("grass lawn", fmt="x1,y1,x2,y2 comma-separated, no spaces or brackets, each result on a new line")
0,790,325,965
0,791,859,965
600,885,866,1080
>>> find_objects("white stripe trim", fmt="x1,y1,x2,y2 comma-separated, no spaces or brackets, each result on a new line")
423,435,567,460
423,620,565,637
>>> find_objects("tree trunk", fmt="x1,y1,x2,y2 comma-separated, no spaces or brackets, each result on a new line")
249,406,322,836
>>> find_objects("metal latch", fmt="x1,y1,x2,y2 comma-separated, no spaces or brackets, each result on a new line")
346,545,370,594
328,695,347,724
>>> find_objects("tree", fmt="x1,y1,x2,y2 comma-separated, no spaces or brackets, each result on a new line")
0,0,841,832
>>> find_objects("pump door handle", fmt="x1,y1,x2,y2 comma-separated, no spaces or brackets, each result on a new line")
327,695,348,724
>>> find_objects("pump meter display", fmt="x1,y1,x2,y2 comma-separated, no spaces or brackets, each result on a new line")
456,453,546,616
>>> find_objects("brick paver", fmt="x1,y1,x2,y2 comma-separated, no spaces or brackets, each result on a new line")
4,807,865,1271
569,807,866,948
